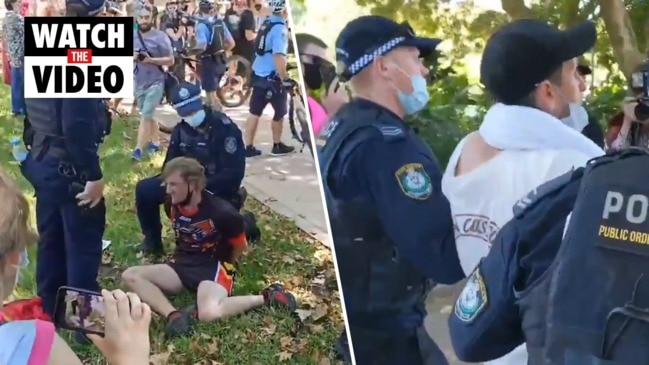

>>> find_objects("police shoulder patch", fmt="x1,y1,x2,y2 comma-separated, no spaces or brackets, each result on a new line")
454,268,488,323
224,137,237,154
372,124,406,143
513,167,579,218
395,163,433,200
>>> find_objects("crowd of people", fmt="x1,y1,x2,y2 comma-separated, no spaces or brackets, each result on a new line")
0,0,306,363
314,12,649,365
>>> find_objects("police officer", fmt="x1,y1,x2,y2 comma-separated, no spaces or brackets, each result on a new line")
19,0,109,319
193,0,235,110
135,82,246,254
447,19,605,364
242,0,294,158
449,151,649,365
319,15,465,365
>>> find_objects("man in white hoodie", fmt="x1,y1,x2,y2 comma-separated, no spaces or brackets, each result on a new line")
442,19,604,364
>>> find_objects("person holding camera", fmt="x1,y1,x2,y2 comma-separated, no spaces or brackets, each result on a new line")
161,1,188,82
606,62,649,151
132,5,175,161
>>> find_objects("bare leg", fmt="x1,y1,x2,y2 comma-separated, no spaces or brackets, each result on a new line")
195,281,264,322
135,117,152,150
271,118,283,144
244,114,260,146
121,264,183,317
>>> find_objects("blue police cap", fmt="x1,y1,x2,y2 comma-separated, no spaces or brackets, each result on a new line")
67,0,106,16
335,15,441,82
170,82,203,117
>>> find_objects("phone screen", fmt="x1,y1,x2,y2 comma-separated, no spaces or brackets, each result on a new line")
54,287,105,335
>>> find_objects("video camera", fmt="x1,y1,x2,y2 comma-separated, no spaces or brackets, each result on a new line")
630,62,649,121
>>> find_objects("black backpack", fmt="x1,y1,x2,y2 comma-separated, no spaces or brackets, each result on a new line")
198,17,227,54
254,20,283,56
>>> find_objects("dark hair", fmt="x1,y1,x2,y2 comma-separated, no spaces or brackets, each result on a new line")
66,3,88,16
4,0,14,11
504,66,563,108
294,33,327,54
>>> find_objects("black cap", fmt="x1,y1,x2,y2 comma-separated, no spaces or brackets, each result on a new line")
480,19,597,104
335,15,441,82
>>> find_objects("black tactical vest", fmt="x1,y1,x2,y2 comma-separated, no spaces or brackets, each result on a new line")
508,168,584,364
319,103,428,328
201,17,227,55
178,119,217,177
254,20,283,57
543,149,649,364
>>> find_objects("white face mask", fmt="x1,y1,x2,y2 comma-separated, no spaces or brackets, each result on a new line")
561,103,589,132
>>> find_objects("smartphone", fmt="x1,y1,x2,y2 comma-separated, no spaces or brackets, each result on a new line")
320,64,338,93
53,287,105,336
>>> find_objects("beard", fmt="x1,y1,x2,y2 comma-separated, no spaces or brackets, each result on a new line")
139,23,153,32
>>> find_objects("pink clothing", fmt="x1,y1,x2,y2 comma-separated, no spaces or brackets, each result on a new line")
307,96,328,136
0,318,55,365
28,320,55,365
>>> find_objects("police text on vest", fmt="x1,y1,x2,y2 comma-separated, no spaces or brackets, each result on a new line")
24,17,135,98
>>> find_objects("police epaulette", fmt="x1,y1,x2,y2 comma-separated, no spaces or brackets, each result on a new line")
513,167,582,218
371,124,405,142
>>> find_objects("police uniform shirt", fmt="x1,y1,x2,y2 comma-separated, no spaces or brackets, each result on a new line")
448,169,583,362
326,98,464,285
164,110,245,197
251,14,287,77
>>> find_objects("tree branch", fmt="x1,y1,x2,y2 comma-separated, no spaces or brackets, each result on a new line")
501,0,534,19
598,0,644,78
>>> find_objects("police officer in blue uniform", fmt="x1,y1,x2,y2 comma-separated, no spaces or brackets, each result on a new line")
193,0,235,110
448,19,610,364
19,0,110,319
242,0,294,157
319,15,465,365
450,149,649,365
135,82,246,254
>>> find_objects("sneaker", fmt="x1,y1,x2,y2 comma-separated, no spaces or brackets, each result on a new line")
165,306,196,338
271,143,295,156
245,145,262,158
146,142,161,154
131,148,142,161
262,284,297,311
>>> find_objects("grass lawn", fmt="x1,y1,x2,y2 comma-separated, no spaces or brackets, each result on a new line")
0,85,343,365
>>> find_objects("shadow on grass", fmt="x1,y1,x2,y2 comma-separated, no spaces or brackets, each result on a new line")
1,86,343,364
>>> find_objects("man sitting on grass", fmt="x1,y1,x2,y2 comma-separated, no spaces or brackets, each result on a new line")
122,157,297,337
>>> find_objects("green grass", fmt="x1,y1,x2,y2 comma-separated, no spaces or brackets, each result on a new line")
0,85,343,364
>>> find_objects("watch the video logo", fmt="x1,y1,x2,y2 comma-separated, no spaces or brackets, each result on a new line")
24,17,134,98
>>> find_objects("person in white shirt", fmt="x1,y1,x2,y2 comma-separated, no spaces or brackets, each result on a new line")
442,19,604,365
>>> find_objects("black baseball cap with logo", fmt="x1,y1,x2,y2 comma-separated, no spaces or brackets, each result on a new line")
480,19,597,105
335,15,442,82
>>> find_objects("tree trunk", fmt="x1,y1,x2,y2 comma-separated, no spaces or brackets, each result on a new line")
501,0,534,19
598,0,644,79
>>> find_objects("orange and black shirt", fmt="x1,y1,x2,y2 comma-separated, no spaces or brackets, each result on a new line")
170,190,246,264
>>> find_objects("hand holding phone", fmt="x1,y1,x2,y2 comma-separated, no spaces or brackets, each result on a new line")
55,287,151,365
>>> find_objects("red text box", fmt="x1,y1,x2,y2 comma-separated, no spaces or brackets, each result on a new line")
67,49,92,64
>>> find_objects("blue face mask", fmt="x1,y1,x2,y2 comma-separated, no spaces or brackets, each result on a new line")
394,69,430,115
186,110,206,127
